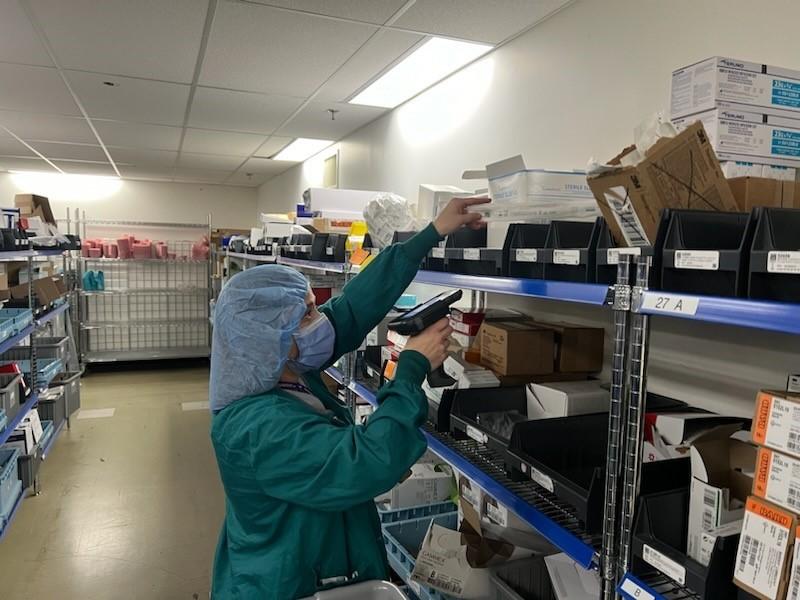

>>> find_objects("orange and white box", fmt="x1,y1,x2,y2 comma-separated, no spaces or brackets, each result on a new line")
734,497,796,600
787,526,800,600
753,390,800,460
754,447,800,514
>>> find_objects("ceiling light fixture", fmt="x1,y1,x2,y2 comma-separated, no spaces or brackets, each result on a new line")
273,138,334,162
349,37,493,109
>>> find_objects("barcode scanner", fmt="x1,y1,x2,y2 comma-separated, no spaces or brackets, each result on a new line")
387,290,462,387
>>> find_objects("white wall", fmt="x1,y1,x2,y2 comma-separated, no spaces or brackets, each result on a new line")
258,0,800,416
1,173,257,229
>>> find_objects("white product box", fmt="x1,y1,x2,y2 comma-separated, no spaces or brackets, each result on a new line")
753,390,800,460
698,519,743,568
526,380,608,418
302,187,381,214
789,375,800,394
544,553,601,600
763,164,798,181
671,57,800,119
443,356,499,389
673,108,800,167
753,447,800,514
734,497,796,600
721,161,765,179
417,184,472,223
378,463,453,509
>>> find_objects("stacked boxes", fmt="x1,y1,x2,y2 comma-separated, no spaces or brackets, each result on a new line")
671,57,800,179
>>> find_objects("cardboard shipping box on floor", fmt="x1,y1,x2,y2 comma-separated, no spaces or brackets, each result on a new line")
686,426,756,563
587,122,739,247
752,390,800,461
733,497,796,600
479,320,554,376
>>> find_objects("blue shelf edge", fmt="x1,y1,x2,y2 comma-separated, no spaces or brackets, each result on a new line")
325,367,597,570
277,257,346,273
37,302,69,326
0,302,71,356
618,573,665,600
639,290,800,335
0,249,64,262
0,392,39,446
0,485,25,542
226,251,277,263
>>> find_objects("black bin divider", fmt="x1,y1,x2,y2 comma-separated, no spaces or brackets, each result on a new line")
391,231,417,244
324,233,347,262
504,223,550,279
542,218,603,283
449,386,528,452
507,412,691,533
282,233,313,259
310,233,329,261
748,207,800,303
428,388,456,433
594,222,659,286
633,487,739,599
660,209,758,298
444,227,506,276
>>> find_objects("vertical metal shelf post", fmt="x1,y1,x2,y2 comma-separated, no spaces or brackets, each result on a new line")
617,256,653,580
600,257,633,600
341,260,357,417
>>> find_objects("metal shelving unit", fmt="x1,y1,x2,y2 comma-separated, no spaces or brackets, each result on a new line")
76,215,212,363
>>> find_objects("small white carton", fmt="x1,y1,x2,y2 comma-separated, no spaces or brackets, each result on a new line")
671,57,800,119
378,463,453,509
527,380,608,418
698,519,743,568
753,447,800,514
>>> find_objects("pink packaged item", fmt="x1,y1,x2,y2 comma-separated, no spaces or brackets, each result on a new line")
132,243,153,259
89,247,102,258
168,253,176,260
105,244,119,259
117,238,131,259
81,242,91,257
156,244,168,259
191,243,209,260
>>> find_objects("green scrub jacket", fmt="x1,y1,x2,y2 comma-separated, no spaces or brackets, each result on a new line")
210,224,442,599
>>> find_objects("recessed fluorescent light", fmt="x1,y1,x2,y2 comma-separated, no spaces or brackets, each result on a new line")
273,138,334,162
350,37,493,109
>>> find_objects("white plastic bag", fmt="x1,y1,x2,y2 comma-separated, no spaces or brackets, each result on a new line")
363,193,417,249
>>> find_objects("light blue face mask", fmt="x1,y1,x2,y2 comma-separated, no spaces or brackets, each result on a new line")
288,313,335,373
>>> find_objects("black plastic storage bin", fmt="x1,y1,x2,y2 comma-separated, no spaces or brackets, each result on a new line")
310,233,329,261
0,373,22,424
282,233,312,259
507,412,691,533
424,245,447,272
542,218,603,283
449,386,527,453
49,372,80,418
37,388,66,430
427,388,456,433
504,223,550,280
660,209,757,298
748,208,800,303
490,556,556,600
445,227,504,276
594,222,659,287
391,231,416,244
324,233,347,262
632,488,738,599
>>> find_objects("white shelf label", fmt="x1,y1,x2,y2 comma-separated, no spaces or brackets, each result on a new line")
620,577,654,600
485,502,508,527
553,249,580,265
641,293,700,316
768,251,800,274
466,425,488,445
675,250,720,271
530,466,554,493
643,544,686,585
325,247,333,255
515,248,538,263
607,247,642,265
431,247,445,258
463,248,480,261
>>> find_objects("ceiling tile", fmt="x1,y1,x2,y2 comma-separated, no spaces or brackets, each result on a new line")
225,171,269,187
253,136,294,158
393,0,570,44
27,0,207,83
0,0,53,66
66,71,190,126
178,152,245,171
172,167,231,183
0,156,58,172
0,63,79,115
277,101,386,139
53,161,116,176
247,0,407,25
108,147,178,169
182,128,265,156
0,110,96,144
315,30,424,102
189,88,303,134
240,156,296,175
0,133,35,157
27,141,107,162
200,2,377,96
93,120,182,151
119,166,175,182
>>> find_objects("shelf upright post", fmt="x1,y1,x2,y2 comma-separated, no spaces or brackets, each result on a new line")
617,256,653,581
341,259,357,417
75,208,84,364
600,256,633,600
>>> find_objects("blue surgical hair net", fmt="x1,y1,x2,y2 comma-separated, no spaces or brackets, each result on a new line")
210,264,309,412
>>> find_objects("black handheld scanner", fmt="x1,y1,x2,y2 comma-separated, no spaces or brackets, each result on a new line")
387,290,462,387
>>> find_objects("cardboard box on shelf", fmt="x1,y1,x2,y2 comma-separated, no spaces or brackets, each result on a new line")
753,446,800,514
588,122,738,247
733,497,796,600
14,194,55,224
527,380,608,418
787,526,800,600
687,426,756,563
752,390,800,460
480,321,554,377
10,276,64,305
727,177,797,211
375,463,453,509
671,57,800,119
533,321,604,373
673,108,800,168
